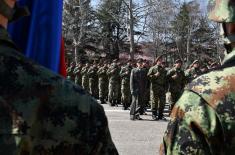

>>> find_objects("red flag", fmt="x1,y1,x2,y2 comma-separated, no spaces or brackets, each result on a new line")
59,37,67,77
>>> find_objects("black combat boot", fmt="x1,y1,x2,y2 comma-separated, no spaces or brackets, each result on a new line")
100,98,105,104
123,103,128,110
152,110,158,120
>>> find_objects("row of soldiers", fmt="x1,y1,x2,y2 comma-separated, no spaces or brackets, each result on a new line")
66,57,220,120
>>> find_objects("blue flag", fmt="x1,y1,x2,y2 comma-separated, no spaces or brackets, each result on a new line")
8,0,63,73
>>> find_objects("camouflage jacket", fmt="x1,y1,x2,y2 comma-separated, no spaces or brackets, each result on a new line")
87,66,98,80
97,66,108,80
119,65,132,85
107,64,120,82
73,65,82,77
161,50,235,154
81,66,89,78
167,67,186,92
66,65,76,80
0,27,118,155
147,65,167,88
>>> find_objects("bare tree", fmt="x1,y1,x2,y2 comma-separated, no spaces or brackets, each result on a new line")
144,0,177,60
63,0,93,63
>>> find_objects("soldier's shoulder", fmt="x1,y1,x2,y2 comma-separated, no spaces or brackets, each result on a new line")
168,67,175,72
186,66,235,107
131,68,138,72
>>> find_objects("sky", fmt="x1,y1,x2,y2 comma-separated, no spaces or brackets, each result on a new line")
91,0,208,9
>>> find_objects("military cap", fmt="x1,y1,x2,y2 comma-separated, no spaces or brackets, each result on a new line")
137,58,144,63
209,0,235,23
192,60,199,65
156,55,163,62
175,59,183,64
210,62,219,68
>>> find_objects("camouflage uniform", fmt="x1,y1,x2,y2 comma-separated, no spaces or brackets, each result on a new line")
148,64,167,119
161,1,235,154
81,64,90,91
87,65,99,98
120,64,132,109
73,63,83,86
167,67,186,110
97,65,109,104
107,63,120,106
0,26,118,154
117,64,122,105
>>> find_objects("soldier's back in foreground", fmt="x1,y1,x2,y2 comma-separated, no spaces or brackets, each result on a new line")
0,1,118,154
161,0,235,154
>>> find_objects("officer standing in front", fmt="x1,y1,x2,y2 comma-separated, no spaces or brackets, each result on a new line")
130,59,147,120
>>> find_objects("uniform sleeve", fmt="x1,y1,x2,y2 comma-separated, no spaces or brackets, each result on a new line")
80,68,86,75
147,67,153,77
166,69,175,79
161,90,223,155
119,68,124,77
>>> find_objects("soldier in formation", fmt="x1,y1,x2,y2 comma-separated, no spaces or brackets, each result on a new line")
185,60,202,82
87,62,99,98
167,59,186,110
73,62,83,86
120,60,133,110
81,62,90,91
66,61,76,81
97,62,109,104
107,60,121,106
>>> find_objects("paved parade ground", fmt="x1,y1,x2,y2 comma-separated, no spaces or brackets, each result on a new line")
103,104,168,155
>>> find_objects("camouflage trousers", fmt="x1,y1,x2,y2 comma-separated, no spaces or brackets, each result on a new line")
89,78,98,98
121,83,131,108
151,86,166,118
118,82,121,103
82,76,89,91
75,75,82,86
108,81,119,104
98,79,108,99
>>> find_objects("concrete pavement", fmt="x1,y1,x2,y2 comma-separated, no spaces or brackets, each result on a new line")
103,104,168,155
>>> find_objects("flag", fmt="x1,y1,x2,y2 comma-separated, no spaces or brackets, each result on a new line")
60,37,67,77
8,0,65,75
